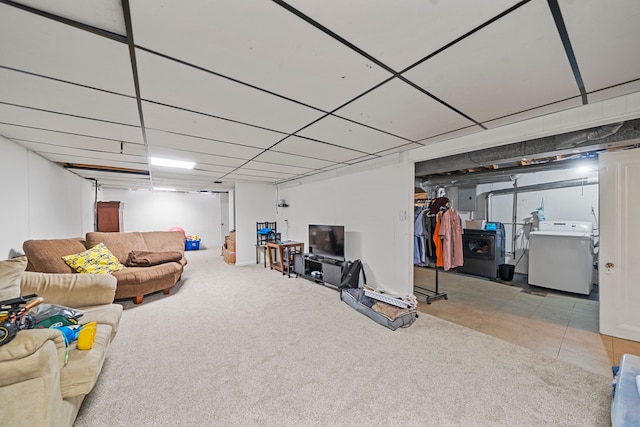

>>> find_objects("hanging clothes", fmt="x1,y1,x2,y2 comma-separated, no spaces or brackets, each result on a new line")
414,206,428,266
438,208,464,271
433,212,444,268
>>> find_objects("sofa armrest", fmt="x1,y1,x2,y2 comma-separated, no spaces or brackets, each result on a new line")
0,329,69,425
20,271,117,308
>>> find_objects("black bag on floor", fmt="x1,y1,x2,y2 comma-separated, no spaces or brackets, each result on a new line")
338,259,366,289
340,288,418,331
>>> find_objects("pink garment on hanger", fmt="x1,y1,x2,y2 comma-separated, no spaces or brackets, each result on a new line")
438,208,464,270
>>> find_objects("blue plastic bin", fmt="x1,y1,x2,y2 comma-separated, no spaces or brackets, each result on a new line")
185,240,200,251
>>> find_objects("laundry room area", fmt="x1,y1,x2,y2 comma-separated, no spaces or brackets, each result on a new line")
412,152,611,373
414,154,600,299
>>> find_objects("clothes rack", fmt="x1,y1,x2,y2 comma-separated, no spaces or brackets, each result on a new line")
414,200,454,304
413,266,448,304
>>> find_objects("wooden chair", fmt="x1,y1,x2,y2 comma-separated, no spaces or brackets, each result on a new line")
256,222,280,267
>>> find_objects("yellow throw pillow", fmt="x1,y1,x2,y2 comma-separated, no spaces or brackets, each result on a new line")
62,243,125,274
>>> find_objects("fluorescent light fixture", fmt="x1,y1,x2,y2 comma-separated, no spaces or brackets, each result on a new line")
150,157,195,169
153,187,177,192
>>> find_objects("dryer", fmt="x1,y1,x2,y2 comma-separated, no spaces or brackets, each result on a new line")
528,220,594,295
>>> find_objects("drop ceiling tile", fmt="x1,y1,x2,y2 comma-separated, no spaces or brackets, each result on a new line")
74,169,149,181
136,50,325,133
145,129,263,160
242,160,314,176
129,0,391,110
0,3,134,94
223,173,279,183
0,104,144,143
344,155,379,165
148,146,246,169
11,138,144,162
334,79,476,141
483,97,583,129
229,168,297,180
42,153,149,171
73,170,150,185
287,0,520,71
141,101,286,149
417,125,484,145
0,124,145,154
560,0,640,94
588,81,640,105
272,136,365,163
152,169,234,180
297,115,410,153
253,150,335,170
12,0,126,35
0,68,140,126
376,143,423,157
404,0,579,123
16,141,147,165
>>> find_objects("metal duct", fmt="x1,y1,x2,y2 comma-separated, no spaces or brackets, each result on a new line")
415,118,640,179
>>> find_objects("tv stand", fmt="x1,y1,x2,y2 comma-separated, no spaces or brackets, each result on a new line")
294,254,345,287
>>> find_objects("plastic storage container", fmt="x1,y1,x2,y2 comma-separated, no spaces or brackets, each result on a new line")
185,240,200,251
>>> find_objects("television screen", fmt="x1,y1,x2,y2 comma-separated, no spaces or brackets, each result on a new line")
308,225,345,261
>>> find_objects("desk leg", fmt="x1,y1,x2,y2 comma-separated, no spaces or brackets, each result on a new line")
267,246,274,270
279,247,285,275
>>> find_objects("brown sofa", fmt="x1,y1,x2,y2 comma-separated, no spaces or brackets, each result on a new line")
23,231,187,304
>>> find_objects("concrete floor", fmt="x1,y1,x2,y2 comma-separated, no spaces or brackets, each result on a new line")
414,266,640,377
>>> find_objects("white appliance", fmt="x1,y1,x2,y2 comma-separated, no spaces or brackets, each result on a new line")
528,220,594,295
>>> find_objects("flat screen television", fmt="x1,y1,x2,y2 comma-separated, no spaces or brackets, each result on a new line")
308,224,345,261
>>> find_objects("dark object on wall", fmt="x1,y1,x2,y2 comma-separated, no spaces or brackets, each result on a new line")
458,186,477,212
97,201,123,232
499,264,515,281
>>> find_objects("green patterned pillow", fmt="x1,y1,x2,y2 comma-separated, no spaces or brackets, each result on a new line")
62,243,126,274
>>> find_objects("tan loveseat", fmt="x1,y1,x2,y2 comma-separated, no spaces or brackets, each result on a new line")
0,256,122,427
23,231,187,304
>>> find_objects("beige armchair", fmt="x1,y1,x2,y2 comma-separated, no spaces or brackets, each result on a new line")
0,257,122,427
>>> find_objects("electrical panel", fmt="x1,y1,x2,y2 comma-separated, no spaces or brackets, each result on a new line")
458,186,477,212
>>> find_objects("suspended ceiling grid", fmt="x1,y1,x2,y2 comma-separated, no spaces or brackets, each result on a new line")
0,0,639,192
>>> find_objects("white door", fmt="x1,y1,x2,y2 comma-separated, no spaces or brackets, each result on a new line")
599,148,640,341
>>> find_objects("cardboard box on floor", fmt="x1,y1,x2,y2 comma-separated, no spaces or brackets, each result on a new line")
223,249,236,264
225,231,236,252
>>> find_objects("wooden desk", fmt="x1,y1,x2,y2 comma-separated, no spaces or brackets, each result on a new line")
266,241,304,275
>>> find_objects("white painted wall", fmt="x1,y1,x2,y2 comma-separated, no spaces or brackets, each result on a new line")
100,188,222,249
276,154,413,295
0,136,94,258
234,183,276,266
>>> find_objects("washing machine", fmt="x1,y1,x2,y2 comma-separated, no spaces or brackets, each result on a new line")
528,220,594,295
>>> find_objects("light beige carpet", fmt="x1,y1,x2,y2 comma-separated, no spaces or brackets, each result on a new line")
75,249,611,426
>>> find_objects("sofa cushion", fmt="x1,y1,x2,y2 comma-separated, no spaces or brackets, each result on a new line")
0,328,64,366
111,262,182,285
62,243,126,275
79,305,122,341
20,271,117,308
0,256,27,301
59,323,112,398
125,250,183,267
86,232,148,263
141,231,185,253
23,239,87,273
